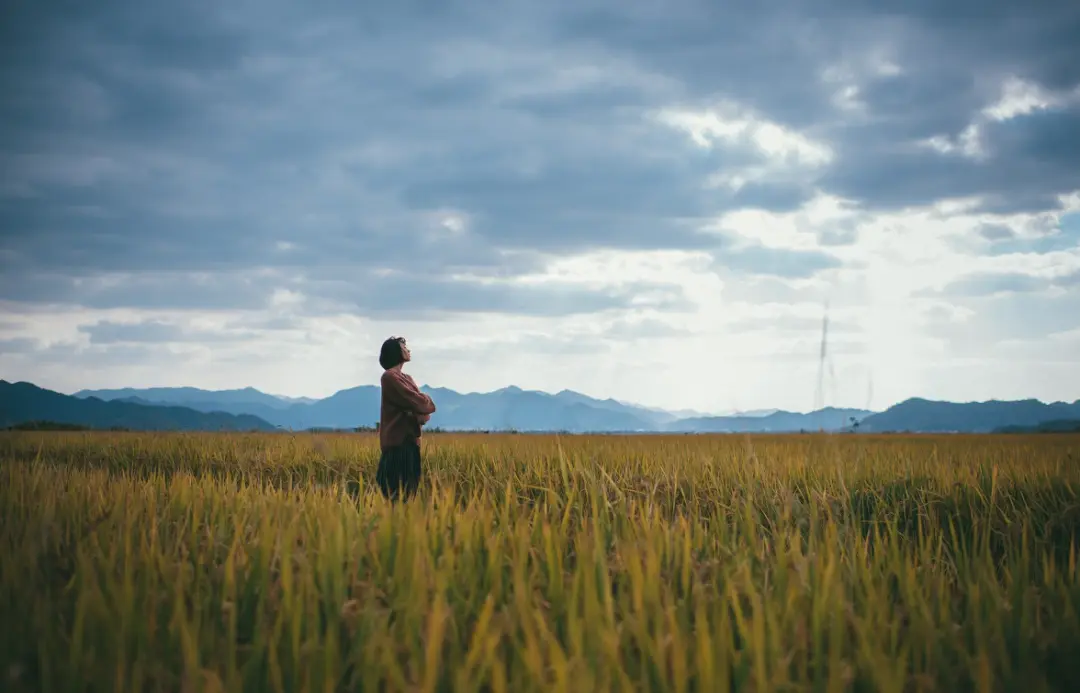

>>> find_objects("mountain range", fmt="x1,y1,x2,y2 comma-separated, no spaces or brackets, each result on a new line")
2,379,1077,434
1,380,276,432
56,386,1080,433
71,383,823,432
856,397,1080,433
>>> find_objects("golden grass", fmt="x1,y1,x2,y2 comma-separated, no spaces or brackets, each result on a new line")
2,431,1079,692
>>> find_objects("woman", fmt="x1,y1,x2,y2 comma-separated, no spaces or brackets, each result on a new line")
375,336,436,501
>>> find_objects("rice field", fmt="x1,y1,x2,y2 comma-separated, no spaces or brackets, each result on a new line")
2,431,1080,692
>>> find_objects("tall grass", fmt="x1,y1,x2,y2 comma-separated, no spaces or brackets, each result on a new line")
2,431,1079,692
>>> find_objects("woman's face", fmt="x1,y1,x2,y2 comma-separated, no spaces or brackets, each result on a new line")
400,341,411,362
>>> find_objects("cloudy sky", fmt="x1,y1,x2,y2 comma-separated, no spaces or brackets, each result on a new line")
2,0,1079,413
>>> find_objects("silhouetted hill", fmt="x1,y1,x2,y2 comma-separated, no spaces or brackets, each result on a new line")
2,381,277,431
665,407,872,433
859,398,1080,433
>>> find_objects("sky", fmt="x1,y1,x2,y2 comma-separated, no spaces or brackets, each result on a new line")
2,0,1080,414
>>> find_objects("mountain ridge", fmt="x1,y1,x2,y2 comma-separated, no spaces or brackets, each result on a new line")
72,383,868,432
858,396,1080,433
2,381,277,431
7,382,1074,434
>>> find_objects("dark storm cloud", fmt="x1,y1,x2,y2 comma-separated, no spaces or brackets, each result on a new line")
548,1,844,129
1,0,1078,314
824,0,1080,92
821,106,1080,214
809,0,1080,214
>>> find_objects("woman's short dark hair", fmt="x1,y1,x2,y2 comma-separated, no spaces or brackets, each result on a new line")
379,336,407,370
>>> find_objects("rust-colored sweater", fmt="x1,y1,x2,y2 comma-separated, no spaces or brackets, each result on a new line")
379,367,436,451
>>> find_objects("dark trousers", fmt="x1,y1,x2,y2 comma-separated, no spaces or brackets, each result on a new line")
375,441,422,501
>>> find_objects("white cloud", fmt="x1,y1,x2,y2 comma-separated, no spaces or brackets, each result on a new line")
918,124,986,160
654,103,833,168
269,288,305,309
983,76,1078,122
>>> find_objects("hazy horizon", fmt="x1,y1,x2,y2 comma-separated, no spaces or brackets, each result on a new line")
2,1,1078,414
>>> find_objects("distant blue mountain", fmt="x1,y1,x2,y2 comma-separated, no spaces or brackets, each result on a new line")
69,384,1080,434
71,386,304,423
73,383,865,432
422,386,658,432
858,397,1080,433
73,386,294,409
76,384,666,432
666,407,872,433
3,381,276,431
